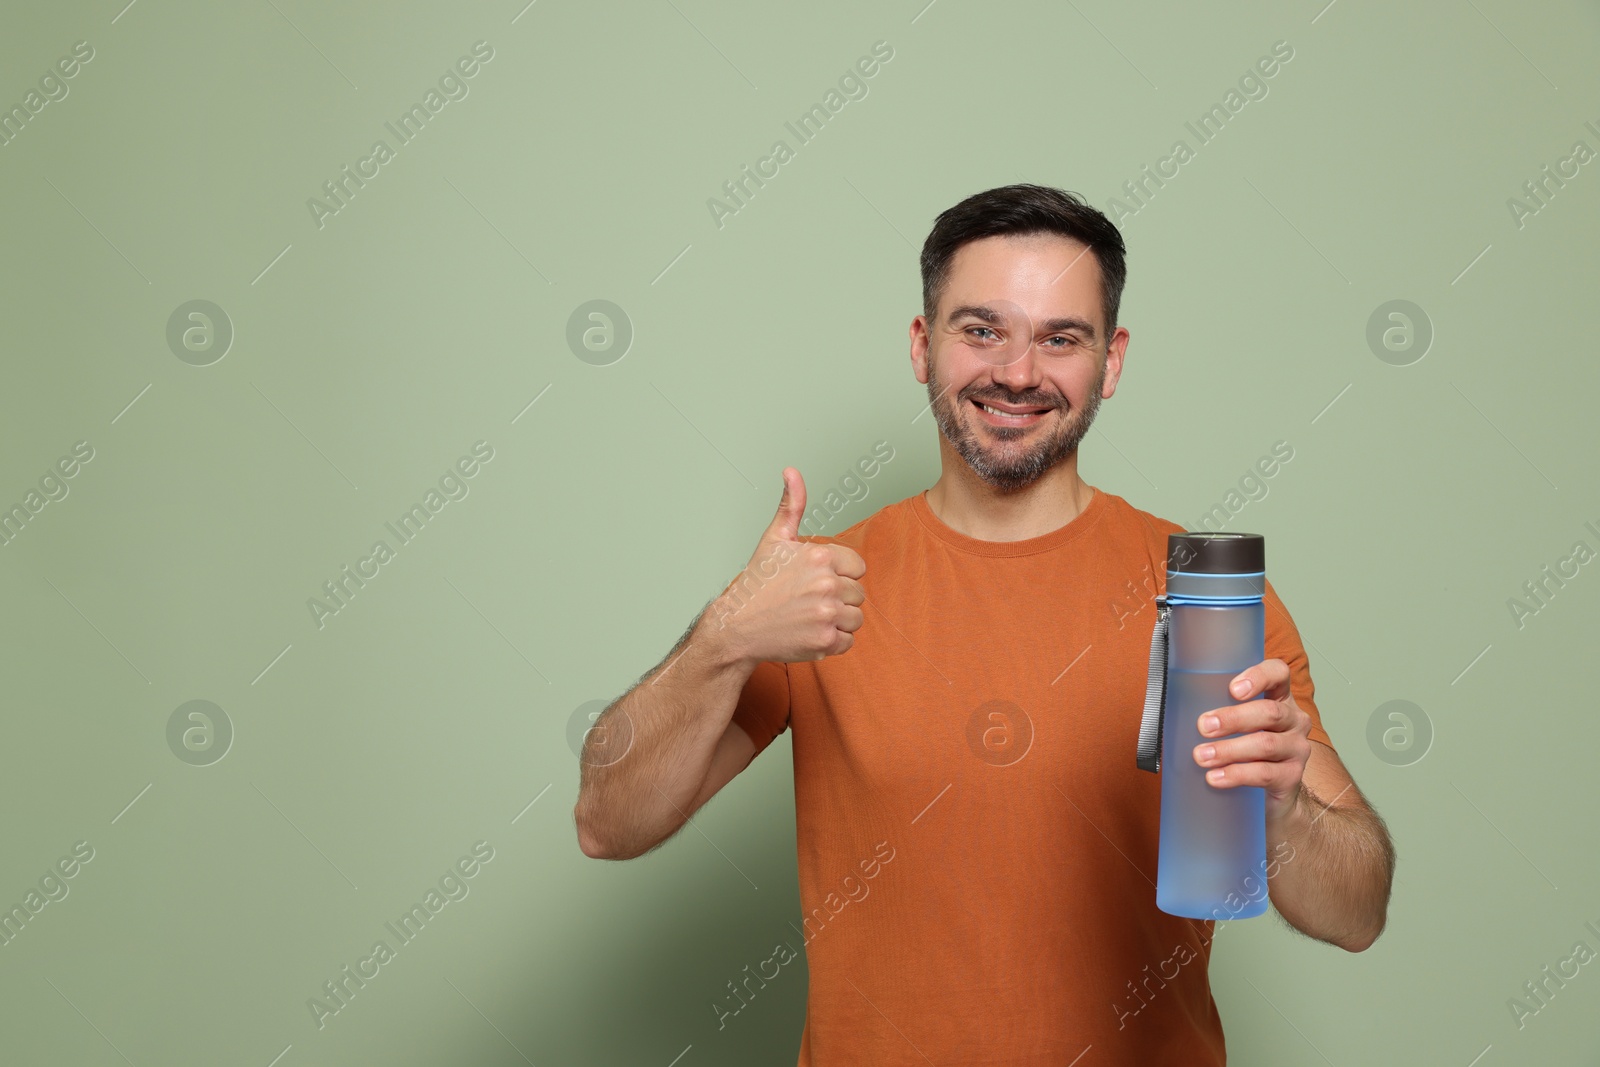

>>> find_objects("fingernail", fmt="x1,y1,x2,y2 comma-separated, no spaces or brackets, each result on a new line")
1231,678,1250,696
1200,714,1219,734
1207,769,1225,783
1197,745,1215,763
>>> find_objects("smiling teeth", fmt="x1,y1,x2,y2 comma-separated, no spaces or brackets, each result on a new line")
979,403,1041,416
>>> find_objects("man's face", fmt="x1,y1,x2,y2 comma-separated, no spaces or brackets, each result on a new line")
913,233,1128,493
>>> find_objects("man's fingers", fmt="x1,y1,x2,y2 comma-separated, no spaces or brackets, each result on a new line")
762,467,806,544
834,604,865,633
1202,760,1300,791
1193,729,1305,770
1199,697,1298,738
827,543,867,580
836,575,866,607
1229,658,1291,702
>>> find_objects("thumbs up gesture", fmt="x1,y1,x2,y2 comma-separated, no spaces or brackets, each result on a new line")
714,467,868,665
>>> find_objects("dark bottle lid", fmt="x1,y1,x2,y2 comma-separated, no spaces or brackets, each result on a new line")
1167,532,1264,575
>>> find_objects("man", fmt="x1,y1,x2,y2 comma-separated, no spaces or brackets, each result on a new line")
573,184,1395,1065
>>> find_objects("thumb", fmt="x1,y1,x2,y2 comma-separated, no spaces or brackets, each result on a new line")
762,467,806,544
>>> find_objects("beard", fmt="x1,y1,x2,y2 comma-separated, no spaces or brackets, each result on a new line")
927,353,1106,493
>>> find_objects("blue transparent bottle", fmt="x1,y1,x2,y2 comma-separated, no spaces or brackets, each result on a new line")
1139,533,1268,920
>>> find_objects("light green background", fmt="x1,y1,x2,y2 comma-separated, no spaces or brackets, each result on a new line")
2,0,1597,1063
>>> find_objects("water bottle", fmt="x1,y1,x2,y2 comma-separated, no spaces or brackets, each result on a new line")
1136,532,1267,920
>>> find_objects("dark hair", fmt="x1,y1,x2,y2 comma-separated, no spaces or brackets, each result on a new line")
919,183,1128,344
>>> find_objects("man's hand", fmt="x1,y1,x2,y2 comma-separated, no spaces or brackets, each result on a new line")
1190,658,1313,829
1192,659,1396,951
712,467,868,666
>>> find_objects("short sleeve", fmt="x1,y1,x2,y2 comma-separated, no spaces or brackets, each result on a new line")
730,659,791,759
1262,578,1334,750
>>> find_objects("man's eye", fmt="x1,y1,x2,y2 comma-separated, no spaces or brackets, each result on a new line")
1047,336,1080,349
967,326,999,342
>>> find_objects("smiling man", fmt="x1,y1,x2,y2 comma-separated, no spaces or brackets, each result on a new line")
574,183,1395,1065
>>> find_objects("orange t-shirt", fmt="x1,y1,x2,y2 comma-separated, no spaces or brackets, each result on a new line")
730,485,1334,1066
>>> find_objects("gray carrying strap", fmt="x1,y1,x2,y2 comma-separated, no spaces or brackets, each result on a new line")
1136,593,1169,773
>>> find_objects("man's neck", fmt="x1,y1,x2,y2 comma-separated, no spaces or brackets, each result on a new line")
924,448,1094,542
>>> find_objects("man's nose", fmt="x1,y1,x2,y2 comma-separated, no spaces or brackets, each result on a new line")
990,337,1045,391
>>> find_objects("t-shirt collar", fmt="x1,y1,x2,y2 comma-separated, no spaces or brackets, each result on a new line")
909,485,1108,557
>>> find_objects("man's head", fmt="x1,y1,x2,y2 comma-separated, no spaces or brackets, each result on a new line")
911,184,1130,493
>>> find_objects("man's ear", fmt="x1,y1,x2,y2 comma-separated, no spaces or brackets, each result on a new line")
909,317,932,384
1102,326,1130,397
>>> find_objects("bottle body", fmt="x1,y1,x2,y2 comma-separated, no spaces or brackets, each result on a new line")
1156,599,1267,919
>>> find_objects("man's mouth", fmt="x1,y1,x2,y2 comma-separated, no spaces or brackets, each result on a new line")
969,397,1053,424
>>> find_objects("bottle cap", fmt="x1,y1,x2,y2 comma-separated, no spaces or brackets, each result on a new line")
1167,531,1264,575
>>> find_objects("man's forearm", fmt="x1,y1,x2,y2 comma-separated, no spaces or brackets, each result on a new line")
574,594,755,859
1265,784,1395,951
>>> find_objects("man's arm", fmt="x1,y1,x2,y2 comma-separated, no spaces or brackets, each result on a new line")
573,595,758,861
1194,662,1396,952
573,466,864,861
1260,740,1395,951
